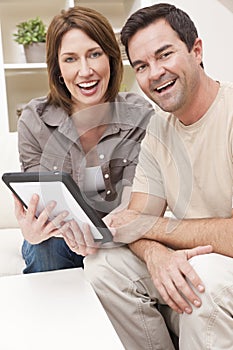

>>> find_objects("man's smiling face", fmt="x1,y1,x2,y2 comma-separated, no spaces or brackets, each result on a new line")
128,19,202,117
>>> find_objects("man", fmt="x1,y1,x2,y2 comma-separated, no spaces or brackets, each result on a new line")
84,4,233,349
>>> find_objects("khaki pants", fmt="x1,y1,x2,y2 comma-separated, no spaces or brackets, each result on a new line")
85,246,233,350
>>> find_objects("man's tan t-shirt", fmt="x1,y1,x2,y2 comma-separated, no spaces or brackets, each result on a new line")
133,82,233,219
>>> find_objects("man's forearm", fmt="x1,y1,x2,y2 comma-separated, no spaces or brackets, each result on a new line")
129,238,169,263
125,192,233,256
143,215,233,257
110,207,233,257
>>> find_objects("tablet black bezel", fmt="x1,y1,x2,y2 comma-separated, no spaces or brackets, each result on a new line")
2,171,113,243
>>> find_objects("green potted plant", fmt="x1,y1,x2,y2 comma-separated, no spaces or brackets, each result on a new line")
13,16,47,63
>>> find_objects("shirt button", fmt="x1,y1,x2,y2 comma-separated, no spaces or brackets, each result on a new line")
106,190,111,195
99,154,105,160
123,159,127,163
104,174,109,179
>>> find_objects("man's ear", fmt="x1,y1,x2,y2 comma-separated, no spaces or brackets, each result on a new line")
192,38,203,65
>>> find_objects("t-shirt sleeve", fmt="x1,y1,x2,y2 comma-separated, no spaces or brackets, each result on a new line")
132,116,166,199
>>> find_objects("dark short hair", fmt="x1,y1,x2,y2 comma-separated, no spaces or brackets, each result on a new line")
121,3,203,68
46,6,123,115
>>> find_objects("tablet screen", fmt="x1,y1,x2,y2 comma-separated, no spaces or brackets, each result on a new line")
2,172,112,243
11,181,103,240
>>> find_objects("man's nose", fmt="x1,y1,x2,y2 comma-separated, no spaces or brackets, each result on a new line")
148,62,166,81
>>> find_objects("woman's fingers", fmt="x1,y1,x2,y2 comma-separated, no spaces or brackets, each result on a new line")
61,220,99,256
82,223,100,254
43,210,69,234
36,200,57,226
13,194,26,220
70,220,86,246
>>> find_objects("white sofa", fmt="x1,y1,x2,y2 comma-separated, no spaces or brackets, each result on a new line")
0,132,25,276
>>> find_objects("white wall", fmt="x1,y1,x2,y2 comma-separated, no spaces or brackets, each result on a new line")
164,0,233,82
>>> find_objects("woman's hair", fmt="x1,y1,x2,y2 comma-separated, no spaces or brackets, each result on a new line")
121,3,203,68
46,6,123,115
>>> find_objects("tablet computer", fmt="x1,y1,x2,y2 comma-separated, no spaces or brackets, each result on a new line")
2,171,113,244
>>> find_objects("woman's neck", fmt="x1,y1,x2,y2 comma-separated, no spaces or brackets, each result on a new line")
72,102,111,134
72,103,111,165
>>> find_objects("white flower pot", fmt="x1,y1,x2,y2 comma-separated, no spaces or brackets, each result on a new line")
24,42,46,63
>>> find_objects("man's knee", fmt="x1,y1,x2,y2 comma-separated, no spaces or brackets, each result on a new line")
84,249,108,287
179,252,233,336
189,253,233,293
84,245,150,295
85,245,146,276
84,247,127,285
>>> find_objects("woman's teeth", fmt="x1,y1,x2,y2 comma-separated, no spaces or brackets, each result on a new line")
78,81,98,89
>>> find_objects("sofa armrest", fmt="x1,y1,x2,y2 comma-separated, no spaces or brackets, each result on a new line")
0,228,25,276
0,132,20,228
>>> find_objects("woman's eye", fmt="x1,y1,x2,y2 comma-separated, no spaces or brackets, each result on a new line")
65,57,75,63
90,51,102,59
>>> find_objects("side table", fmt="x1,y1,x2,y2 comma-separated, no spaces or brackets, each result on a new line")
0,268,124,350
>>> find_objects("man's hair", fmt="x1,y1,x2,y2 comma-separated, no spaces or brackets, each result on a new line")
46,6,123,115
121,3,203,68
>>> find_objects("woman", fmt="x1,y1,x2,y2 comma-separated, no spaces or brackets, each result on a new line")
14,6,154,273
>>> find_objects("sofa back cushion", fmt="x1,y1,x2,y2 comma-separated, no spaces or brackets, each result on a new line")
0,132,20,228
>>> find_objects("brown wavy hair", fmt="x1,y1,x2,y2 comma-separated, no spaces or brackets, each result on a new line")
46,6,123,115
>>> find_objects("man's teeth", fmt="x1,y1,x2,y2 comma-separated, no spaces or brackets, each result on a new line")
78,81,98,88
156,80,175,92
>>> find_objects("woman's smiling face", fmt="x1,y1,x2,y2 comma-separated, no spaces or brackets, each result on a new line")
58,28,111,113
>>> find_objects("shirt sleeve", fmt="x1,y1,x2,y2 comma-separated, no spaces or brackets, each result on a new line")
17,104,42,172
132,115,166,199
119,92,156,187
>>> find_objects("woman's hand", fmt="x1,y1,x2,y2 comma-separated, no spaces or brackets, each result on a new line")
61,220,100,256
14,193,70,244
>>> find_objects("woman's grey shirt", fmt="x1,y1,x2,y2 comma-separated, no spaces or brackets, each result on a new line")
18,92,154,216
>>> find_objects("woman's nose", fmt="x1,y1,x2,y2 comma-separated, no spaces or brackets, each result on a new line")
78,59,93,77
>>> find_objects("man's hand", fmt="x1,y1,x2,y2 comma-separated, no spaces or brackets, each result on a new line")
145,244,213,314
14,194,70,244
106,209,156,243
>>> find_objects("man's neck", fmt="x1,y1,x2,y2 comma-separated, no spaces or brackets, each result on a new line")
176,75,220,126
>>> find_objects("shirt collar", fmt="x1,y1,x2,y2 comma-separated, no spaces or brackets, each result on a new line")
37,101,68,127
37,101,78,142
37,94,139,141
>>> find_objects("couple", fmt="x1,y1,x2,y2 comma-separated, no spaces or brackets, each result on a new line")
15,3,233,350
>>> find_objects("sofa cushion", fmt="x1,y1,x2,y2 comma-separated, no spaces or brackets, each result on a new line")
0,132,20,228
0,228,25,276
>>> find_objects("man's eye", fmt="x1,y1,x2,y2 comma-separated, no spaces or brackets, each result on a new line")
135,64,147,73
160,51,173,59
